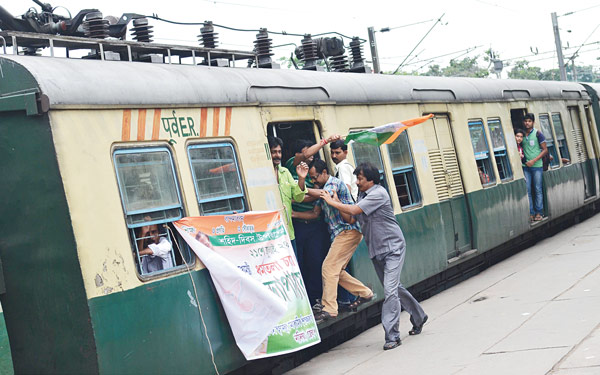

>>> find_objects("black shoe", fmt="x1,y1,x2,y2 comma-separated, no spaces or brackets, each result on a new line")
338,301,352,312
314,310,334,323
312,301,324,313
383,339,402,350
409,314,428,335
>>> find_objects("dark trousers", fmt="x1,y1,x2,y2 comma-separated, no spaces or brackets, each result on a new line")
293,218,330,305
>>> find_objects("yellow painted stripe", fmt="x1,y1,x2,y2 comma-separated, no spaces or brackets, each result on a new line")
200,108,208,137
212,107,220,136
152,109,161,140
137,109,147,141
225,107,232,136
121,109,131,141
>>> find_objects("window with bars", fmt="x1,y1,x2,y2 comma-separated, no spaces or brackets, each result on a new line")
351,139,388,192
551,113,571,162
539,114,560,168
188,143,246,215
468,120,496,186
113,148,193,277
386,132,421,208
487,118,513,181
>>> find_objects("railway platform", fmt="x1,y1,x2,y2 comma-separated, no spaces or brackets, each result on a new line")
287,213,600,375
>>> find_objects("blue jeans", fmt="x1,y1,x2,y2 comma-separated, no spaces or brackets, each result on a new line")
293,218,330,305
523,166,544,216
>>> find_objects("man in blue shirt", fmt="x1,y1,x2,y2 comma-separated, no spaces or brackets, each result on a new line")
296,159,373,322
321,162,427,350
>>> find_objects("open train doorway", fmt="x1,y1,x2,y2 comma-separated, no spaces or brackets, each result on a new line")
510,108,527,131
267,121,324,165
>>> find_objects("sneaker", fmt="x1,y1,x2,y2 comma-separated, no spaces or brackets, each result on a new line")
312,300,324,313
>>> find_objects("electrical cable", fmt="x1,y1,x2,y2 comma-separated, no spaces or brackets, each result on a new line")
392,13,445,74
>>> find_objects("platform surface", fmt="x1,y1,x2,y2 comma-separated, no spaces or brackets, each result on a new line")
287,214,600,375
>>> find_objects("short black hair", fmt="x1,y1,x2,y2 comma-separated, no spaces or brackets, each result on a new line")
330,139,347,151
292,139,313,154
524,113,535,122
354,162,380,184
309,159,328,175
515,128,525,136
267,135,283,150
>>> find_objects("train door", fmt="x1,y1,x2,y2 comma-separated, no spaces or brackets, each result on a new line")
423,114,472,260
510,108,527,131
569,106,596,199
267,121,320,164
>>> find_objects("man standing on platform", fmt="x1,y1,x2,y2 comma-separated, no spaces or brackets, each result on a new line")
320,162,427,350
267,136,308,253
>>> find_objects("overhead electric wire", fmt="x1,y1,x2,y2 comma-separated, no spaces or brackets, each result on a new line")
379,19,435,32
392,13,445,74
561,4,600,17
566,22,600,62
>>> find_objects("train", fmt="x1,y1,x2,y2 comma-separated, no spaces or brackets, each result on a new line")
2,28,600,374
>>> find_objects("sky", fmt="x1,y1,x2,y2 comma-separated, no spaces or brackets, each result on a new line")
4,0,600,76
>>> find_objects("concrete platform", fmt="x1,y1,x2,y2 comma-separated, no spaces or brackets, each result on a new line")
287,214,600,375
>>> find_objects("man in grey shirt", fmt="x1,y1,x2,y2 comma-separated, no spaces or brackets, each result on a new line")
320,162,427,350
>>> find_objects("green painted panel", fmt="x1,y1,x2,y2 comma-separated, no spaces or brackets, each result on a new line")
0,312,13,375
449,196,472,254
544,164,585,218
0,112,98,373
467,180,530,252
89,270,246,374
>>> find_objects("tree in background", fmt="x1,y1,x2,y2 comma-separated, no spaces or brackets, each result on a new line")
508,60,542,80
421,56,489,78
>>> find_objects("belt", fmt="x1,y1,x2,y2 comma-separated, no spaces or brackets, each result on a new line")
292,218,319,225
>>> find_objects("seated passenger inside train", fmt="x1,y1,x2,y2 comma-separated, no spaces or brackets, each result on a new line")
135,221,174,274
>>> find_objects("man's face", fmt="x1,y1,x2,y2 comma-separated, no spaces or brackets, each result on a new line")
309,167,328,188
270,145,282,167
141,224,160,247
356,172,373,192
523,119,534,130
330,147,347,164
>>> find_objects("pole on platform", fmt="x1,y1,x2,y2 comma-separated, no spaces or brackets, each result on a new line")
551,12,567,81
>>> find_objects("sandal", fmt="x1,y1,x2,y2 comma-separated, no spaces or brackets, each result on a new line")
534,214,543,221
409,314,428,335
349,293,373,311
383,339,401,350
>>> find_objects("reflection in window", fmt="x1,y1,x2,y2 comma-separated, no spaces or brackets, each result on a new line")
188,143,246,215
539,114,559,168
487,119,512,181
468,121,496,186
114,148,193,276
387,132,421,207
551,113,570,162
351,138,388,191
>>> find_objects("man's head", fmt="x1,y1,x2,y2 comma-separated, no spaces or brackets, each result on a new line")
523,113,535,130
293,139,315,164
137,224,160,248
353,162,380,192
268,135,284,167
308,159,330,188
330,139,348,164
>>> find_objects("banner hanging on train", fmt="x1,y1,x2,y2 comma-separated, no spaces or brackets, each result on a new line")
174,211,321,360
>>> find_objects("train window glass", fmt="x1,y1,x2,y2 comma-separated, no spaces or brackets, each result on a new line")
386,132,421,208
114,148,193,277
539,114,559,168
487,119,513,181
350,135,388,192
188,143,246,215
468,120,496,186
551,113,571,161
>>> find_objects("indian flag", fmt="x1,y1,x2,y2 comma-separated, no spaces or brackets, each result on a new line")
344,114,434,146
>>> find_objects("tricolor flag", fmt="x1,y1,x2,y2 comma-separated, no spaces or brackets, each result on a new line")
344,114,434,146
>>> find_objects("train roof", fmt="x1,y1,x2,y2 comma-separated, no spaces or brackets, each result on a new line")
0,54,590,110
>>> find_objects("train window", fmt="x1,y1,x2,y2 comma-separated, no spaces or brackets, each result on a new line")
188,143,246,215
551,113,571,162
468,120,496,186
539,114,560,168
113,148,194,277
351,138,388,192
386,132,421,208
487,118,513,181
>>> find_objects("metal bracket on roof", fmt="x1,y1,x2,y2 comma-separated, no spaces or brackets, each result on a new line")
0,91,48,115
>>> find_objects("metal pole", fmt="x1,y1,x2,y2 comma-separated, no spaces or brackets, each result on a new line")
572,59,578,81
551,12,567,81
368,27,380,73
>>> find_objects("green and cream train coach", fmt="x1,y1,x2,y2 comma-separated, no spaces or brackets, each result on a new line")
0,53,599,373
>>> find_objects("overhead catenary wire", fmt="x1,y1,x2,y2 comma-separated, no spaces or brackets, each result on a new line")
392,13,445,74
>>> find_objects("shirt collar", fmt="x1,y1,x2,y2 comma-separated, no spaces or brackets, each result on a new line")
364,184,378,195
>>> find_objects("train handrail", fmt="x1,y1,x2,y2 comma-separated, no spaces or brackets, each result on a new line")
0,36,6,54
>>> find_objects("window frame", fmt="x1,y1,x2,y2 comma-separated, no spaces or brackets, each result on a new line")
468,120,497,187
539,113,560,169
349,135,389,193
187,142,247,215
113,146,194,279
385,132,422,209
551,112,571,163
486,118,513,182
